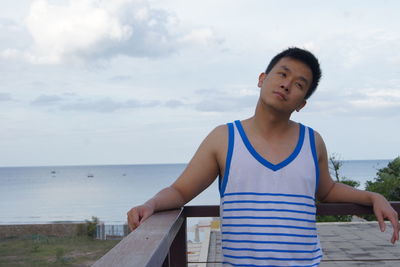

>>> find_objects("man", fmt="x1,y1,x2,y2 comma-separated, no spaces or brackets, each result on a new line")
127,47,399,266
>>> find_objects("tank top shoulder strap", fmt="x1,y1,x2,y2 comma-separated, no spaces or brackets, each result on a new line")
307,126,320,193
219,122,234,197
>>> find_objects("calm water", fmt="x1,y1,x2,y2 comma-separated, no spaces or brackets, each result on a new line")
0,160,391,225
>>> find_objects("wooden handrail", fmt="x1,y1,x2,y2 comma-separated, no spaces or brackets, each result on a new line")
93,209,185,267
93,202,400,267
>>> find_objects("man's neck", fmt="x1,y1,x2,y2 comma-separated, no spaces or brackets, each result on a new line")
249,99,294,137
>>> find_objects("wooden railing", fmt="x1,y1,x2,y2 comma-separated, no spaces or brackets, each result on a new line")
93,202,400,267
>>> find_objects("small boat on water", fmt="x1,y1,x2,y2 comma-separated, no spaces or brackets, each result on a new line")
87,173,94,178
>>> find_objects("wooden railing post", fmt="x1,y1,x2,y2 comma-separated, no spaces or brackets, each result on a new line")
169,218,187,267
162,254,169,267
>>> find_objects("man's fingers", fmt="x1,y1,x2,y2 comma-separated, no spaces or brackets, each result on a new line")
390,221,398,244
138,214,147,223
389,222,397,244
391,235,396,244
127,209,140,231
389,213,399,244
127,205,154,231
376,213,385,232
127,213,134,231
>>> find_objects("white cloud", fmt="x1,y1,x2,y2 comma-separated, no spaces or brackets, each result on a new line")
306,87,400,117
364,88,400,98
327,29,400,69
25,0,170,63
0,17,19,30
31,94,64,106
193,88,257,112
30,93,161,112
1,0,220,64
179,28,219,46
27,89,258,113
164,99,184,108
0,49,23,60
301,42,320,54
349,88,400,108
60,97,160,112
0,93,12,101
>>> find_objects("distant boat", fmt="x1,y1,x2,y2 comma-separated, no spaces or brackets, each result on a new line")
51,170,56,174
87,173,94,178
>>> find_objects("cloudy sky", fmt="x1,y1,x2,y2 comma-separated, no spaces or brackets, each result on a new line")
1,0,399,167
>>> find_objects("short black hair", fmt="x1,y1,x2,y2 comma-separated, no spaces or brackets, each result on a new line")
265,47,322,99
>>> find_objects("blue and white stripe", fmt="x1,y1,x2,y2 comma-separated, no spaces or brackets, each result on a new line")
220,121,322,266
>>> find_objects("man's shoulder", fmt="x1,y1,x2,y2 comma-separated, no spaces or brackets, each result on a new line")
305,125,323,142
296,121,321,137
208,123,229,141
197,124,230,163
293,120,325,146
204,123,231,151
299,124,326,159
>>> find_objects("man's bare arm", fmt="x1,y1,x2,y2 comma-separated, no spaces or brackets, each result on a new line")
127,125,227,230
315,131,399,244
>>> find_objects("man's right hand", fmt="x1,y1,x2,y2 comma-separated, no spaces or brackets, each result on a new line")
127,203,155,231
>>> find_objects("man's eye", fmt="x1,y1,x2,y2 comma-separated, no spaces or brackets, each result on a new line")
278,72,286,77
296,82,303,89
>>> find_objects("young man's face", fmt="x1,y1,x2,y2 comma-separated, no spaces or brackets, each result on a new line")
258,57,313,113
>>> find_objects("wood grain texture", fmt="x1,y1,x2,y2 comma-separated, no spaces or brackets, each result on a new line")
93,209,184,267
93,202,400,266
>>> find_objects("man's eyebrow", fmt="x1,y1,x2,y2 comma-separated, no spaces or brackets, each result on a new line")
280,65,309,85
280,65,290,72
299,76,308,85
298,76,309,85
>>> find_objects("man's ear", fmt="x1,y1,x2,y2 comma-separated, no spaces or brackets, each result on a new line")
258,72,267,88
296,100,307,112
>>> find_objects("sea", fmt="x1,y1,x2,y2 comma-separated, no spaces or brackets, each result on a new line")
0,160,391,225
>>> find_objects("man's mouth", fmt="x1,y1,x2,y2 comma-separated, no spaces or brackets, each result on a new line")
273,91,287,101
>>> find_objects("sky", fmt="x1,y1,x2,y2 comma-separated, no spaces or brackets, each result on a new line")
0,0,399,167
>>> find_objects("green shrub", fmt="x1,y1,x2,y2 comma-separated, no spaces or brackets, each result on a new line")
362,157,400,221
85,216,99,238
54,247,71,264
316,215,352,222
55,247,65,261
365,157,400,201
31,234,47,253
31,242,40,253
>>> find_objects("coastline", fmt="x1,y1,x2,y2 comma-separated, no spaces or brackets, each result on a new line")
0,159,392,225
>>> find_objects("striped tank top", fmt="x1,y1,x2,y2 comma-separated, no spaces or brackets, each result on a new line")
219,120,322,266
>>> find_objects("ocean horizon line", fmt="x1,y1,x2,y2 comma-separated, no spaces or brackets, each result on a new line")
0,162,188,169
0,158,395,169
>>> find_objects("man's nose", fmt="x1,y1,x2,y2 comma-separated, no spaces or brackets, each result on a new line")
280,81,291,92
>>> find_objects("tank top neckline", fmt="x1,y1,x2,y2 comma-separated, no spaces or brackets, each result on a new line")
234,120,305,172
